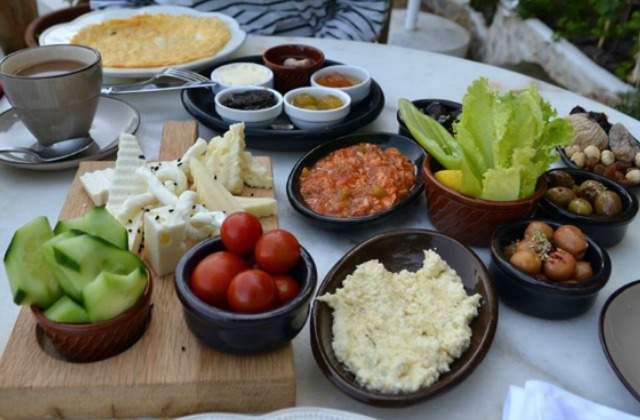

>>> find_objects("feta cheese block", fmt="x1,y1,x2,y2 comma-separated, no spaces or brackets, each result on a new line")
206,123,245,194
106,133,147,216
143,206,187,276
318,250,482,394
80,168,114,206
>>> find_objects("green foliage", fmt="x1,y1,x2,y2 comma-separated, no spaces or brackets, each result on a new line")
517,0,640,81
617,87,640,119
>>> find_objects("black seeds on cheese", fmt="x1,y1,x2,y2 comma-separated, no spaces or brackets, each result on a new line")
221,90,277,110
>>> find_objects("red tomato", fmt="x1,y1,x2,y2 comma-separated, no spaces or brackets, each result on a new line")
190,251,248,308
273,275,300,304
220,212,263,255
255,229,301,274
227,269,278,313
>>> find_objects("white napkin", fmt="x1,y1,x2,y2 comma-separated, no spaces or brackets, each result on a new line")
503,381,639,420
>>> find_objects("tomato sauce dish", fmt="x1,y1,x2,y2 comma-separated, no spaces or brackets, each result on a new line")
287,132,426,227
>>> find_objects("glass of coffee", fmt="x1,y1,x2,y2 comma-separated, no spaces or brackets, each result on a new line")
0,45,102,147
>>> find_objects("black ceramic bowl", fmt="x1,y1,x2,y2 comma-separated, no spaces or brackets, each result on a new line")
537,168,638,247
175,237,317,354
311,229,498,407
490,219,611,319
397,98,462,138
286,132,426,228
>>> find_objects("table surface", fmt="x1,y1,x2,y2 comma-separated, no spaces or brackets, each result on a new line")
1,35,639,420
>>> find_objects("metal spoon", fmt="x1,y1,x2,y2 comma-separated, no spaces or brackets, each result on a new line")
0,137,94,163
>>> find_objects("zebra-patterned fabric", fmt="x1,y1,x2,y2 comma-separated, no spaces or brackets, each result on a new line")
90,0,388,42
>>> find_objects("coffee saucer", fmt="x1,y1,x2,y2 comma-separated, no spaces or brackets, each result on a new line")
0,95,140,171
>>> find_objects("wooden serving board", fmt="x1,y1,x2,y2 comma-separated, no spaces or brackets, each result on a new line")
0,121,295,418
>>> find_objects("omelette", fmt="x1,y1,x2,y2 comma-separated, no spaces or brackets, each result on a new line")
71,14,231,68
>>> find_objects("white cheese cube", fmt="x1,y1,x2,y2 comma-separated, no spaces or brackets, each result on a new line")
143,206,187,277
80,168,114,206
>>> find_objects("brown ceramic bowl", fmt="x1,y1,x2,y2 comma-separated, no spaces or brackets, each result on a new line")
31,275,153,363
310,229,498,407
423,155,547,247
262,44,325,92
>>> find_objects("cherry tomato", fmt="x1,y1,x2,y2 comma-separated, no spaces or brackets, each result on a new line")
227,269,278,313
220,212,263,255
190,251,248,308
255,229,301,274
273,275,301,304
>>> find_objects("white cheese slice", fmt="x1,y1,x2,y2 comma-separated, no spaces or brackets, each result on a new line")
236,196,277,217
206,123,244,194
179,138,207,179
191,158,242,214
136,166,178,206
125,211,144,253
106,133,147,216
143,206,186,277
115,192,157,224
242,151,273,189
80,168,114,206
155,162,188,195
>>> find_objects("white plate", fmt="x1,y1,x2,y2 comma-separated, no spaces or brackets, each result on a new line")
39,5,246,79
0,96,139,171
178,407,377,420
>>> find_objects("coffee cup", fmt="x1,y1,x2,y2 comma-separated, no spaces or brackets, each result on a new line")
0,45,102,147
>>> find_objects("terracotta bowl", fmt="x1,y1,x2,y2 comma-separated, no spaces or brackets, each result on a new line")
310,229,498,407
262,44,325,92
422,155,547,247
31,276,153,363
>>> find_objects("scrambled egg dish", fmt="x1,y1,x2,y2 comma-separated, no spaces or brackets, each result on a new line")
318,250,481,394
71,14,231,68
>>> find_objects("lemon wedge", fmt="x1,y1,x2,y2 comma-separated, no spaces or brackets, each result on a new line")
435,170,463,192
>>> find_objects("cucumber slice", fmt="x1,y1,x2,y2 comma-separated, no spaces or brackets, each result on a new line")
54,207,127,250
49,233,144,302
44,295,90,324
42,231,84,301
83,267,148,322
3,216,62,308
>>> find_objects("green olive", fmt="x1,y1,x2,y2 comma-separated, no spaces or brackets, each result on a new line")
594,190,623,216
578,180,606,202
547,171,575,188
546,187,576,207
568,198,593,215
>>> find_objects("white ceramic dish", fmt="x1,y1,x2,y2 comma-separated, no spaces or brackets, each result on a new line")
0,96,139,171
178,407,376,420
283,87,351,130
210,62,274,94
214,86,283,128
39,5,246,79
311,65,371,104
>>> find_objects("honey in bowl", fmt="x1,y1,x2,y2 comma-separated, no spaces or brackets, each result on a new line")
292,93,343,110
315,72,361,88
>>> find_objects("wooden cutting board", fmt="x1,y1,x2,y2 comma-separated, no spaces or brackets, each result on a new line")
0,121,296,418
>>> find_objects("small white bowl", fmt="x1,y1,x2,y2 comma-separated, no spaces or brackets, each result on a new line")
214,87,283,128
284,87,351,130
311,65,371,104
210,62,274,94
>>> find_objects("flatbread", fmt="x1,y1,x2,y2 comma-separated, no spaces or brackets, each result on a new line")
71,14,231,68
